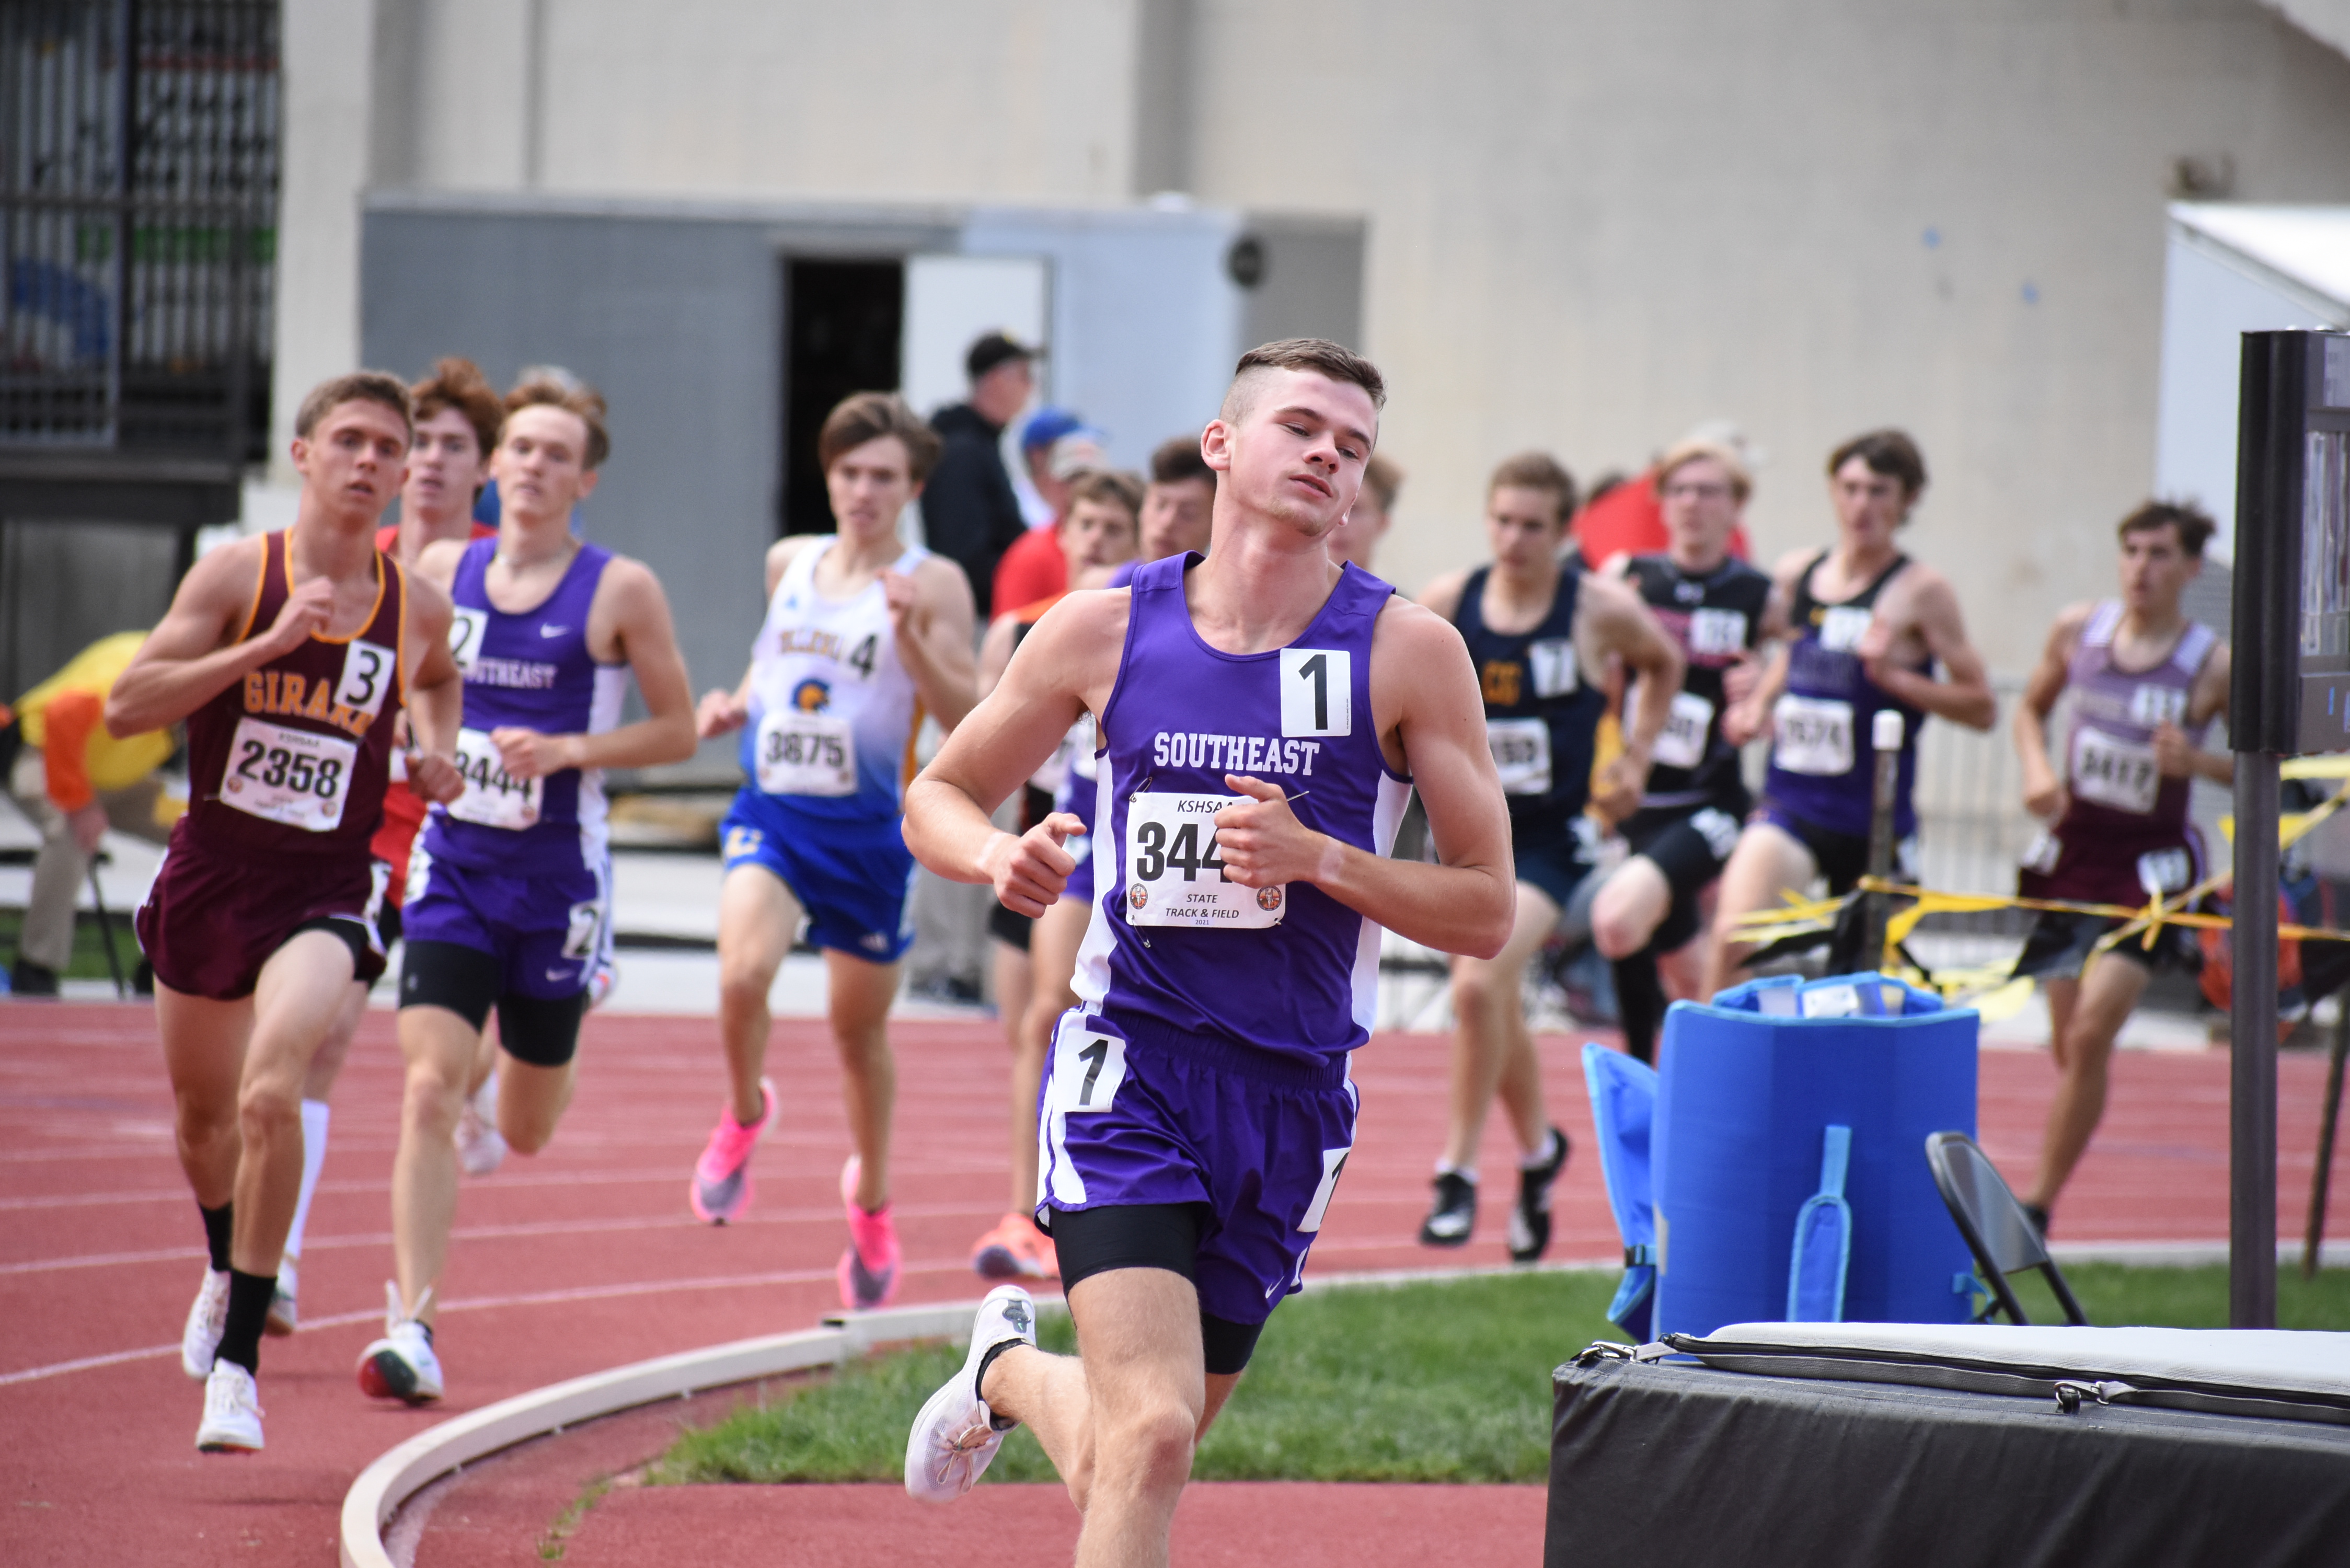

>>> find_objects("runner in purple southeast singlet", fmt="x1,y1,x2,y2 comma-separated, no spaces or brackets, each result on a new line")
401,534,626,1007
1036,552,1410,1331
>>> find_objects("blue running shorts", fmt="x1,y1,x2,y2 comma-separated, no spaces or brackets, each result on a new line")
720,788,918,963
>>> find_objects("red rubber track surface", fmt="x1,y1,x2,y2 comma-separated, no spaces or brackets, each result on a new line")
1,1002,2342,1565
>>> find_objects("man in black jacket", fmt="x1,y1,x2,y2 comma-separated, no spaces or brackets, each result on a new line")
925,332,1036,620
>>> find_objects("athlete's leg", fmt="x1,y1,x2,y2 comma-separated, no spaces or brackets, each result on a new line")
827,948,900,1210
983,1267,1242,1559
494,1047,578,1156
157,985,252,1210
716,863,802,1125
391,1003,481,1325
1013,896,1088,1213
2029,958,2146,1213
1443,881,1561,1167
994,936,1033,1068
1700,822,1818,997
1590,856,1672,961
229,931,358,1276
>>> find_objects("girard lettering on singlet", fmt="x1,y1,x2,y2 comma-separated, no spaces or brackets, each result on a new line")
1150,732,1322,776
242,668,377,741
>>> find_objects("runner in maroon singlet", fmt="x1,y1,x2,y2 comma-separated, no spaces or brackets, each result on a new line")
271,359,508,1340
109,373,464,1453
2009,500,2231,1235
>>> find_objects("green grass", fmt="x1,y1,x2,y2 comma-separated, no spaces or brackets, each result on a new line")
651,1265,2350,1489
0,907,135,984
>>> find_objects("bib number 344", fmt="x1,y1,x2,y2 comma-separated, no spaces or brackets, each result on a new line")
1123,792,1284,928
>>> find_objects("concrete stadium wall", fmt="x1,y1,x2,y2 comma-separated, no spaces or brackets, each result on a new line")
315,0,2350,670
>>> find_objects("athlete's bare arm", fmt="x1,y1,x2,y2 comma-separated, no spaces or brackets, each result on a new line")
497,557,698,779
884,556,978,731
1215,597,1514,959
400,571,466,804
2153,641,2234,786
2014,603,2092,820
106,537,333,737
694,538,810,739
976,610,1022,700
1859,566,1997,731
903,590,1126,915
1719,547,1814,745
1575,571,1685,816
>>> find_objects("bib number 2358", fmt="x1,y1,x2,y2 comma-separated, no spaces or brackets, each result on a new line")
1123,792,1283,927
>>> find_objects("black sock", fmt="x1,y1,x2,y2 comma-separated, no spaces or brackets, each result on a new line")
216,1269,276,1375
1611,948,1668,1066
200,1203,233,1274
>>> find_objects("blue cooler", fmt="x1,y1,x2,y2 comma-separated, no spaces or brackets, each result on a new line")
1650,973,1978,1339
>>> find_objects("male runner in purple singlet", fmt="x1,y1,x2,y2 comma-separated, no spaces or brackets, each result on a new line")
898,340,1514,1567
1704,430,1995,996
2010,501,2230,1233
359,378,697,1404
111,374,466,1451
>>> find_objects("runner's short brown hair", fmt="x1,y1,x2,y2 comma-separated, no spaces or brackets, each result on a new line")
1826,428,1928,499
1149,435,1214,489
1488,451,1578,526
816,391,942,484
1222,338,1386,419
1065,468,1146,525
1361,454,1404,513
295,372,412,442
2117,499,2216,558
503,376,612,470
411,357,503,460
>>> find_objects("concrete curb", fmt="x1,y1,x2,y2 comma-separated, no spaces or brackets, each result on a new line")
338,1299,988,1568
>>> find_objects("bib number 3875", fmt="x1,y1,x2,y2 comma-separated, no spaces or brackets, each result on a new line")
1123,792,1284,927
755,710,857,797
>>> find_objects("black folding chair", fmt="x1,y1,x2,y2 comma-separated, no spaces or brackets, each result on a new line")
1923,1131,2088,1326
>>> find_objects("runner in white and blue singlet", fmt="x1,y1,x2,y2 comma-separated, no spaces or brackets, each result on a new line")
896,341,1515,1563
364,379,698,1408
1706,430,1996,997
688,393,976,1314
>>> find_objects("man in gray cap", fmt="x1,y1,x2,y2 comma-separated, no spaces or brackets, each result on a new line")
925,332,1036,620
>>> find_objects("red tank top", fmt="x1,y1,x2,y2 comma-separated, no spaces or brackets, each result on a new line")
185,531,407,859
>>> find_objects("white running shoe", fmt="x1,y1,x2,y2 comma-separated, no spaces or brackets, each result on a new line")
182,1267,230,1380
196,1361,264,1452
265,1258,298,1338
356,1282,444,1404
904,1284,1038,1503
456,1072,508,1178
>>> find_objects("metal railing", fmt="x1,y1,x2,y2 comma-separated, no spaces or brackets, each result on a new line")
1,0,278,458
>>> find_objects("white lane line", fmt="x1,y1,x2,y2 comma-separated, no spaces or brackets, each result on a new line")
0,1200,1015,1277
0,1259,1020,1388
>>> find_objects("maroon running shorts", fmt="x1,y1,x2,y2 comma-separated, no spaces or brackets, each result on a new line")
134,831,389,1001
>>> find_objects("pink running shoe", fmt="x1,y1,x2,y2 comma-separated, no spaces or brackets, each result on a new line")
837,1155,901,1310
689,1078,777,1224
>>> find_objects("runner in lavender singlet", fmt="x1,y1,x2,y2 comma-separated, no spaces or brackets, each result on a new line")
896,341,1515,1563
364,378,697,1408
2009,501,2231,1235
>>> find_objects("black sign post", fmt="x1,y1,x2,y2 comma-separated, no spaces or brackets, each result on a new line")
2230,329,2350,1327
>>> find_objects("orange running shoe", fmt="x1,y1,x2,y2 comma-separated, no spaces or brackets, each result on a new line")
970,1210,1060,1282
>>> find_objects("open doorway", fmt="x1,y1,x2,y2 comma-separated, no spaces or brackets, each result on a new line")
780,258,904,536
